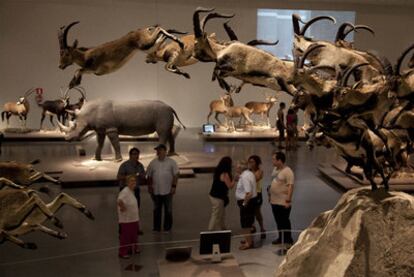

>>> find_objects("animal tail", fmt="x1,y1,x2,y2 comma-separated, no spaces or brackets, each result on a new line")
1,112,4,122
172,109,186,130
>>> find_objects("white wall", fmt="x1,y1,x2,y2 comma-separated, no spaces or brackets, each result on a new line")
1,0,414,128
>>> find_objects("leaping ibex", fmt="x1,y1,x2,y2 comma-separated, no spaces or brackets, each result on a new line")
58,21,185,88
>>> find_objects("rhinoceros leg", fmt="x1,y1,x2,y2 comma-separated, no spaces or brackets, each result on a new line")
106,129,122,162
95,131,106,161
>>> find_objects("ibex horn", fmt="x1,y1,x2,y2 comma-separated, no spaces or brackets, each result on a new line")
395,44,414,76
193,7,215,38
301,15,336,36
59,21,80,49
201,12,235,33
343,25,375,39
223,21,238,41
341,63,369,87
247,39,279,46
298,44,326,68
23,87,36,97
335,22,354,42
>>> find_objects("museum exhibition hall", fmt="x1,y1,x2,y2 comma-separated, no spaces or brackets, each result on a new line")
1,0,414,276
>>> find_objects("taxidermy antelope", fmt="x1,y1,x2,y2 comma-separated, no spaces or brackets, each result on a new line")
193,7,297,95
58,21,185,88
0,178,94,249
244,94,278,126
37,87,71,130
1,88,35,128
65,87,87,120
207,86,238,126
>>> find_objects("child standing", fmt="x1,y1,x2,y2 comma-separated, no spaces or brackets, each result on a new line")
118,175,140,258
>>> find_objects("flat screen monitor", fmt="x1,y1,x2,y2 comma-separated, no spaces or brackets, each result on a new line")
202,124,215,133
199,230,231,255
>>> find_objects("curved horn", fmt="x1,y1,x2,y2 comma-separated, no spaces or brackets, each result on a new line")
23,87,35,97
247,39,279,46
62,87,70,99
395,43,414,76
335,22,354,42
193,7,215,38
201,12,235,32
343,25,375,39
298,44,326,68
341,63,369,87
292,14,306,35
166,29,188,35
59,21,79,49
71,86,86,99
223,21,238,41
301,16,336,36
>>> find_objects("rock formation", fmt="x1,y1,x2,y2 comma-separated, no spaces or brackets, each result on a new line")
276,188,414,277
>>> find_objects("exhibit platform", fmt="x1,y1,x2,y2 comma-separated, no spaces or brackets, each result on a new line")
1,128,94,141
319,162,414,192
41,151,221,188
201,126,306,141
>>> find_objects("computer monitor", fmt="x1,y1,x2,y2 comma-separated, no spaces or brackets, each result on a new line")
199,230,231,262
202,124,215,134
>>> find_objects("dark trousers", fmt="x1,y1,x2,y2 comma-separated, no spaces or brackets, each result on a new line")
271,204,293,243
152,194,173,231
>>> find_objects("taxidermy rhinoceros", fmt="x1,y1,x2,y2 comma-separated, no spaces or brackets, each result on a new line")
57,99,185,161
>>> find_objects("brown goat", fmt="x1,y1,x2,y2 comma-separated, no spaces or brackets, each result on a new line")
245,95,277,126
58,22,185,88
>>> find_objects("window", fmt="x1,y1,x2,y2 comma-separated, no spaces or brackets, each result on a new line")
257,9,356,59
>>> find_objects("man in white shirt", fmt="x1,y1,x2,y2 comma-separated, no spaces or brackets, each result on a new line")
147,144,179,233
235,160,257,250
268,151,294,245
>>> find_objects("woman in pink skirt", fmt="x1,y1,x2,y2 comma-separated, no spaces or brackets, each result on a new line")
118,175,140,258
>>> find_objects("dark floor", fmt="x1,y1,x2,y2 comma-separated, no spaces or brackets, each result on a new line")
0,128,342,277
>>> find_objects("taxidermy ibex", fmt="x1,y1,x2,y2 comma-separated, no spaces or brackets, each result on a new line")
1,88,35,128
193,7,297,95
58,21,185,88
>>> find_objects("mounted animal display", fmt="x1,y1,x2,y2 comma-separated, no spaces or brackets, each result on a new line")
1,88,35,128
58,21,185,88
0,159,60,186
65,87,87,120
0,178,94,249
57,99,186,161
206,85,239,126
192,7,297,95
37,87,84,130
244,94,278,126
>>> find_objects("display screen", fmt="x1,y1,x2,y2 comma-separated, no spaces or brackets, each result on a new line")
202,124,215,133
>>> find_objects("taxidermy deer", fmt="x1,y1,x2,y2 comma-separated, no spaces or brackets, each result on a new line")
207,85,238,126
244,94,278,126
1,88,35,128
58,21,185,88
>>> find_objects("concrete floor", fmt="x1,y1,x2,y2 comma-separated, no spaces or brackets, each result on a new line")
0,128,342,277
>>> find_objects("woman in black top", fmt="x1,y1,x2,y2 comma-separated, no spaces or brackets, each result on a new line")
208,156,235,230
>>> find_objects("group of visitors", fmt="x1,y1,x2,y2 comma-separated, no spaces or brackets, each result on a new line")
116,144,178,259
115,143,295,257
274,102,299,150
208,151,295,250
